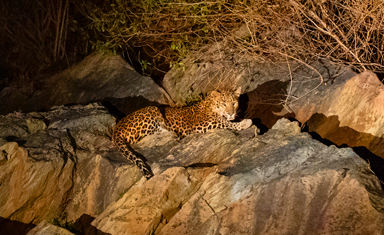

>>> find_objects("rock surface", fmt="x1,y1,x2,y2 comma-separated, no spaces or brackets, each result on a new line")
289,70,384,159
163,34,384,167
92,119,384,235
0,53,172,115
1,103,384,235
162,29,356,107
161,31,384,163
27,220,75,235
0,103,142,226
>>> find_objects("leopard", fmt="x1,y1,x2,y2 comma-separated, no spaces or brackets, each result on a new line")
112,87,253,179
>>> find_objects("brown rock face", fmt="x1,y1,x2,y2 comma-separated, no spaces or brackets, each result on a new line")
0,141,74,224
0,103,141,226
291,71,384,159
92,167,203,235
160,170,382,235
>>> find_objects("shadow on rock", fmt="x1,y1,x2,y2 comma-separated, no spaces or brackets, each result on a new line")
306,113,384,158
306,112,384,189
0,217,36,235
102,96,161,120
245,80,295,129
74,214,111,235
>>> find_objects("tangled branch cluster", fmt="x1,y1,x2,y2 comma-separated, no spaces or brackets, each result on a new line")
90,0,384,76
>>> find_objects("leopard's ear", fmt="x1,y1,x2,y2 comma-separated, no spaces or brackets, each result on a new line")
209,90,221,98
234,87,242,97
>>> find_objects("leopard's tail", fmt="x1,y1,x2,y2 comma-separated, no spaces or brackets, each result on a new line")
114,139,154,180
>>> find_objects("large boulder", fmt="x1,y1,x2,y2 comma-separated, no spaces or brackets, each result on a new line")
0,103,141,226
0,53,172,115
162,26,356,107
288,70,384,159
92,118,384,235
162,34,384,166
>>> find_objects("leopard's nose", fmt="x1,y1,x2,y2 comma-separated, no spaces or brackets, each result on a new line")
226,113,235,121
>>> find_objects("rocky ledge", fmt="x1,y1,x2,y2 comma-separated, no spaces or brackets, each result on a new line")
0,103,383,235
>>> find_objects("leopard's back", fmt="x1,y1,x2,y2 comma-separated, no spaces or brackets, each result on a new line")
113,106,165,145
162,105,221,137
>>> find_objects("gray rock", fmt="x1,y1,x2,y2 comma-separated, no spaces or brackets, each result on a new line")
162,30,384,172
92,118,384,235
0,53,173,115
162,36,356,107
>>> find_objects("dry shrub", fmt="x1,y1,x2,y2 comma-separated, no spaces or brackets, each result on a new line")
217,0,384,74
3,0,383,84
91,0,384,76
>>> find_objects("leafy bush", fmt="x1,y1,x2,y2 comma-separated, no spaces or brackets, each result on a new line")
87,0,240,75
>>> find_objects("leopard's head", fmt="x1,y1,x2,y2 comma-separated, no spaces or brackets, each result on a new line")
207,87,242,121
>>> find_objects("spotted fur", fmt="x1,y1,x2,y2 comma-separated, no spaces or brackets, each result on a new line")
112,87,252,179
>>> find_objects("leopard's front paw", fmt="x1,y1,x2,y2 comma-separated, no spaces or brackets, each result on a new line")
240,119,253,129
